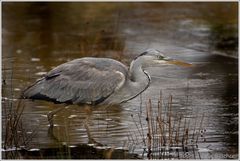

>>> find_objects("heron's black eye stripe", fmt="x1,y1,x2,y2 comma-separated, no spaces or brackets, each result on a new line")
134,51,148,60
158,55,164,59
139,51,148,56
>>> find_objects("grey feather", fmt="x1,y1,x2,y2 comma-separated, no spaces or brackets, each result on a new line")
23,57,128,105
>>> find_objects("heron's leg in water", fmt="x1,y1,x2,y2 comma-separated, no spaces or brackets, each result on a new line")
47,105,68,128
47,105,70,140
47,104,104,146
83,105,104,146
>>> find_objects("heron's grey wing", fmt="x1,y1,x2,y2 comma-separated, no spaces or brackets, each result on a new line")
23,58,127,104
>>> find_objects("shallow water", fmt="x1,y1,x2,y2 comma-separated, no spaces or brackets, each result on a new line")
2,2,238,159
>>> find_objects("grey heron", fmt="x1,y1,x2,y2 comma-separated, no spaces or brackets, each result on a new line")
22,49,192,105
22,48,193,133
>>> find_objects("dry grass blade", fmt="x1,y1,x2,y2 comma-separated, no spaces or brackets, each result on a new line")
128,93,205,159
146,99,152,159
196,113,205,144
168,95,172,146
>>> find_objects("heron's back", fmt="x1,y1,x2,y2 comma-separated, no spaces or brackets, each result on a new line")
22,57,129,105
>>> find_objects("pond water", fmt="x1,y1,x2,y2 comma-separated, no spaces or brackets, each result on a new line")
2,2,238,159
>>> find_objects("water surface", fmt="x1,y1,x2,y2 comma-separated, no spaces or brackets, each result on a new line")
2,2,238,159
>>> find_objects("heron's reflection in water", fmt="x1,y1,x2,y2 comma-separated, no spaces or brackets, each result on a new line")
48,103,124,146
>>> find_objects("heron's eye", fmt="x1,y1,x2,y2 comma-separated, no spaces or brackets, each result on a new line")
158,55,164,60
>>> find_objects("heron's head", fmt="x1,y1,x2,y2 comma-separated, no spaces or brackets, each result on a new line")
135,49,192,67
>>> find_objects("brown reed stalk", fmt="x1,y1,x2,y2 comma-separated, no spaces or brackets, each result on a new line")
129,92,205,159
157,91,163,146
192,144,196,159
196,113,205,144
182,118,187,148
185,120,190,145
149,99,157,158
168,95,173,146
146,99,152,159
191,114,198,144
4,100,25,150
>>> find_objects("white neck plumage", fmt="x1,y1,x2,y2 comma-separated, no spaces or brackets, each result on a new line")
120,58,151,103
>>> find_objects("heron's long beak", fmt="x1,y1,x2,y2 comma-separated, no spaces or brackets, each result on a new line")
166,60,193,67
160,56,193,67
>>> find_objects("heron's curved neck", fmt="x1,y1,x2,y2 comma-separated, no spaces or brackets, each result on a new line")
128,58,151,92
129,58,149,82
106,58,151,104
116,58,150,103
